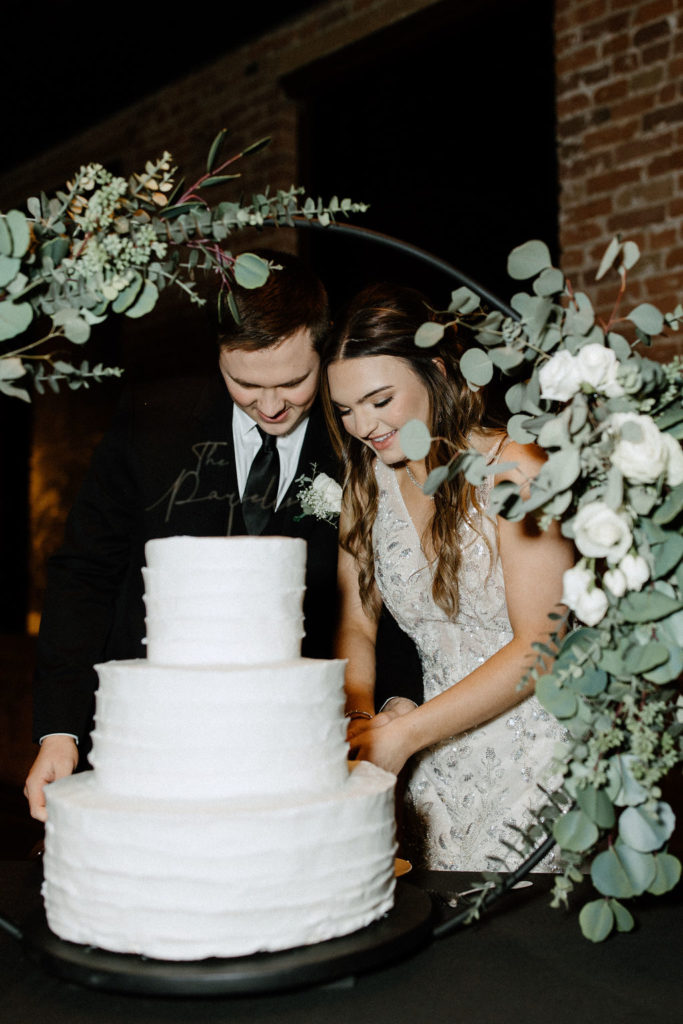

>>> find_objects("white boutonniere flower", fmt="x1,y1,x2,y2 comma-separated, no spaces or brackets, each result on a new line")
295,468,342,525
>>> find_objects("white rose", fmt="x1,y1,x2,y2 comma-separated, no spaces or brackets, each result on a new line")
603,568,627,597
609,412,670,483
663,433,683,487
619,553,650,592
311,473,342,513
574,343,624,397
561,563,594,607
562,565,609,625
573,501,632,564
538,350,581,402
574,586,609,626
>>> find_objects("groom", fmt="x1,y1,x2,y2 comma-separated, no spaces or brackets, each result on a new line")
24,249,422,821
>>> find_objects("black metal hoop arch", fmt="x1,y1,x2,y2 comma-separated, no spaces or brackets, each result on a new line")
288,215,555,937
278,215,520,320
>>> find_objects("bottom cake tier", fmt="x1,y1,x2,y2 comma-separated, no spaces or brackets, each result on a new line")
42,762,397,961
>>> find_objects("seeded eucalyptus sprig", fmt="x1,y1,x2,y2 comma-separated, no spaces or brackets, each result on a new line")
401,237,683,941
0,130,369,401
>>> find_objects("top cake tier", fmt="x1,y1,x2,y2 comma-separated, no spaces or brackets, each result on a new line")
143,536,307,665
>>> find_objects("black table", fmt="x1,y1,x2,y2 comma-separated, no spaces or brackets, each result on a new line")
0,860,680,1024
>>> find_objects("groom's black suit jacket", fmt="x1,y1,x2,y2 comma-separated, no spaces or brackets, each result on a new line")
33,371,342,758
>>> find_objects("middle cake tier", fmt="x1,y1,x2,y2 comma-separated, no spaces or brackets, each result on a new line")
89,659,349,800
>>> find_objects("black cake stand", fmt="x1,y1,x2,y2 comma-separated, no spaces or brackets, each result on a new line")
20,882,435,997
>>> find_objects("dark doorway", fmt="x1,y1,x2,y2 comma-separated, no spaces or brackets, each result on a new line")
286,0,558,314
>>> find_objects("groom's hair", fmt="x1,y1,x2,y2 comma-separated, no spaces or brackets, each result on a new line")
218,249,330,353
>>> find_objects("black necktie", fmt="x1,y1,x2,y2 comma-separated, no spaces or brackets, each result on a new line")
241,427,280,534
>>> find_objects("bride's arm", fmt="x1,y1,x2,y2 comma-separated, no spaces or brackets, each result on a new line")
352,442,575,774
335,542,379,724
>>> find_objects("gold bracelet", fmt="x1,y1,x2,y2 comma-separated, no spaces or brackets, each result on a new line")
345,710,374,720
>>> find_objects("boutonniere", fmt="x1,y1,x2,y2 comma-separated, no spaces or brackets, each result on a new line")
295,467,342,525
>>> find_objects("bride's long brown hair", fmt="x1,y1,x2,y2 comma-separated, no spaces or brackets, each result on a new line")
321,283,505,620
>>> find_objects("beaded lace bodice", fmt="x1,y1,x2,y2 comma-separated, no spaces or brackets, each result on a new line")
372,455,563,871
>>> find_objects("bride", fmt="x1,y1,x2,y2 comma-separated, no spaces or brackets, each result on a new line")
322,283,574,870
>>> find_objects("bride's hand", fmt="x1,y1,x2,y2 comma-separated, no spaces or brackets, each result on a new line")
349,716,413,775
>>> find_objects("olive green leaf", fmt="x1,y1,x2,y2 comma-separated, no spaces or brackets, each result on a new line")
553,808,599,852
460,348,493,386
507,239,552,280
619,802,675,852
579,899,614,942
591,842,656,898
415,322,445,348
233,252,270,289
576,784,615,828
627,303,664,336
647,852,682,895
0,299,33,341
399,419,432,460
609,899,635,933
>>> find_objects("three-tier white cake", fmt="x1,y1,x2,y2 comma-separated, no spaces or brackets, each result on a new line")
42,536,396,961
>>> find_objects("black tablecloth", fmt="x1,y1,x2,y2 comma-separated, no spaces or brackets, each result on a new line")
0,860,681,1024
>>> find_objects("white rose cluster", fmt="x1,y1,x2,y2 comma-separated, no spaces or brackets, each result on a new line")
310,472,342,514
561,550,650,627
572,501,632,564
539,343,625,402
609,412,683,487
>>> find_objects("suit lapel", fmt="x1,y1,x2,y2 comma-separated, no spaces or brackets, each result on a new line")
270,400,338,537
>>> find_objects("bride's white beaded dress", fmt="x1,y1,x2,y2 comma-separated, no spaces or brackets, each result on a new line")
372,454,564,871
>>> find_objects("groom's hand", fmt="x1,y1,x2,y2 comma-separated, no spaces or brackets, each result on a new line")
24,736,79,822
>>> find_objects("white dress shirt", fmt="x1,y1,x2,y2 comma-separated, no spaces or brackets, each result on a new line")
232,404,309,509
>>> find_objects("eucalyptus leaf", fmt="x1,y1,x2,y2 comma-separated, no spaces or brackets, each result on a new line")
620,590,682,623
564,292,595,336
569,668,608,697
643,642,683,683
0,216,11,256
506,414,537,444
627,303,664,336
507,239,552,280
553,808,599,851
612,755,650,807
647,852,682,895
399,419,431,460
0,255,20,288
415,322,445,348
460,348,493,387
653,483,683,525
0,299,33,341
609,899,635,933
423,466,449,495
112,272,143,313
63,316,90,344
201,174,242,188
579,899,614,942
0,356,27,380
533,266,565,296
576,784,615,828
536,675,578,718
234,252,270,289
618,802,675,852
591,843,656,898
607,332,632,360
206,128,229,172
490,346,525,372
125,280,159,319
6,209,30,257
626,641,671,674
449,286,480,314
621,240,640,270
595,237,621,281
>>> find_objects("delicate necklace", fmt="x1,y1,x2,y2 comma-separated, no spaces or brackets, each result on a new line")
404,464,434,499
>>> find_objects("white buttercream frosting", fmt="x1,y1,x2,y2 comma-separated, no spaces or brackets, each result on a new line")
42,536,397,960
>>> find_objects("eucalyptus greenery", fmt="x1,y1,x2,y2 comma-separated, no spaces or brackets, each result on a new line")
0,129,368,401
400,237,683,941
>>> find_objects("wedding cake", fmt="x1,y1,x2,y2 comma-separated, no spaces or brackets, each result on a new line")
41,536,397,961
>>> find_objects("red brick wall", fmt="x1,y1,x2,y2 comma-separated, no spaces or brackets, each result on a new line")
555,0,683,360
